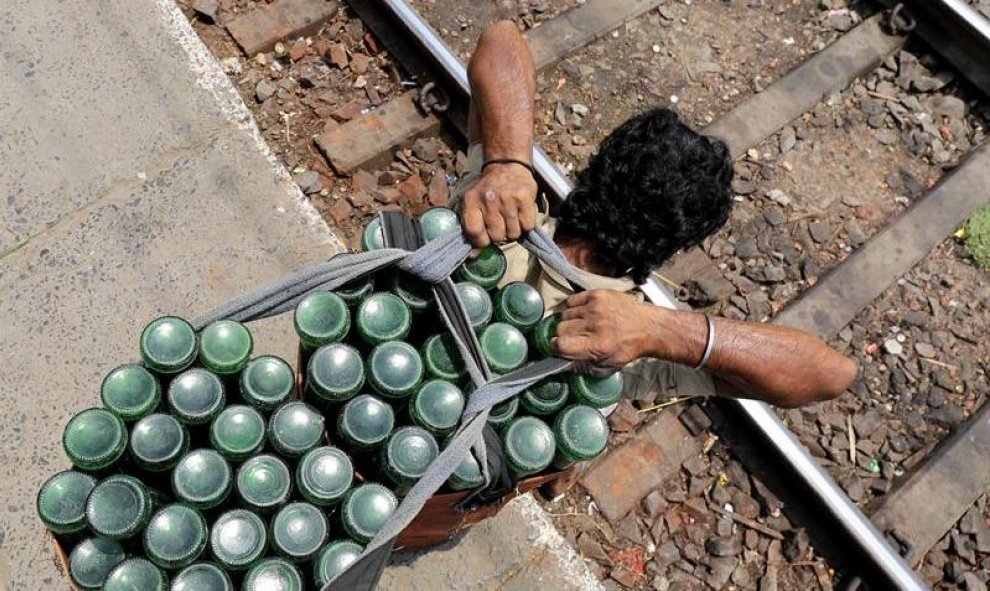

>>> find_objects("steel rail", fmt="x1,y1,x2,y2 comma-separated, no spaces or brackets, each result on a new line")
372,0,928,588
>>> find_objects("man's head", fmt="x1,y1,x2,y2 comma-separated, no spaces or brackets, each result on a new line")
558,108,733,284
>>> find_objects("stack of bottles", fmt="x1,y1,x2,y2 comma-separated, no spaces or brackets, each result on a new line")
36,207,616,589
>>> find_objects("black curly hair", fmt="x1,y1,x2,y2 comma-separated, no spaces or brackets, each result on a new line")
558,108,734,284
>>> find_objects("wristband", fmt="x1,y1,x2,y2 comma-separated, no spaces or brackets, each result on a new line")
482,158,536,178
694,315,715,371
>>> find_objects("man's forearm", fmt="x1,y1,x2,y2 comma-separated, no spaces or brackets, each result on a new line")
467,21,535,163
643,308,859,407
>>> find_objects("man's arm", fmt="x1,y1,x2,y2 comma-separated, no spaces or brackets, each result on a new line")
553,290,859,408
462,21,538,248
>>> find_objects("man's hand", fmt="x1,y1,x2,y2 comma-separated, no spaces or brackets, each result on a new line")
462,162,538,249
552,290,660,369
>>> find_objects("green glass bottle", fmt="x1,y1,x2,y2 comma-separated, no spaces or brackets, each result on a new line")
454,245,507,290
381,426,439,495
569,371,623,409
240,355,294,411
446,444,485,491
198,320,253,376
455,282,493,329
552,404,609,469
37,470,97,535
409,380,464,436
268,401,324,458
68,536,126,590
340,483,398,544
366,341,423,400
419,206,460,242
271,501,328,562
63,408,128,472
171,562,234,591
502,416,556,478
236,454,292,512
486,397,519,430
101,364,160,422
494,282,545,332
243,558,304,591
143,503,208,570
294,291,351,349
479,323,528,373
390,274,433,314
355,292,412,346
296,446,354,507
172,449,232,510
520,377,569,416
209,509,267,571
140,316,198,375
210,405,265,461
104,558,167,591
85,475,153,541
361,217,385,251
306,343,365,405
337,394,395,451
531,313,561,358
130,413,189,472
314,540,363,587
167,368,226,425
421,333,467,382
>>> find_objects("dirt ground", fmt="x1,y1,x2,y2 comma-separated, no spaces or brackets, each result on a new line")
177,0,990,589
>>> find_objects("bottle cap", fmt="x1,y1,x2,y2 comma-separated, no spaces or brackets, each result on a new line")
502,416,556,477
172,449,232,510
410,380,465,436
479,323,528,373
446,443,485,491
494,282,545,332
454,245,506,290
210,405,265,461
361,217,385,251
337,395,395,451
519,377,569,416
294,291,350,349
104,558,167,591
390,274,433,314
36,470,97,534
171,562,234,591
271,502,328,562
356,292,412,345
100,363,160,422
334,274,375,307
68,536,125,590
140,316,197,374
143,503,208,570
455,282,493,329
198,320,253,375
307,343,364,404
240,355,294,411
130,413,189,472
366,341,423,399
297,446,354,507
236,454,292,512
210,509,267,570
167,368,225,425
419,207,460,242
569,371,623,409
314,540,363,587
63,408,127,472
486,397,519,431
86,474,152,540
421,333,467,382
554,404,609,462
340,483,398,544
382,426,439,494
268,401,324,457
243,558,303,591
531,313,561,358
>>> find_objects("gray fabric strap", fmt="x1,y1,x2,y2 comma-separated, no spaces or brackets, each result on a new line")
522,228,593,291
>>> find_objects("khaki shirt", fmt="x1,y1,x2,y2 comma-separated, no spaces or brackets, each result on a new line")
450,145,716,401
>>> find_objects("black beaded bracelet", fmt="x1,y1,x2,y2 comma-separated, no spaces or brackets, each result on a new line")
482,158,536,177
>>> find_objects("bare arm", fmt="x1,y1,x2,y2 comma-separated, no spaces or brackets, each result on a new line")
553,290,859,408
462,21,538,248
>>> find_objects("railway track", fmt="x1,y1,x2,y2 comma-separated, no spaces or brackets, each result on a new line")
181,1,990,588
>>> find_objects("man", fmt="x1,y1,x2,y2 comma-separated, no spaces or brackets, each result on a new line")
450,21,858,408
